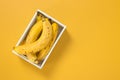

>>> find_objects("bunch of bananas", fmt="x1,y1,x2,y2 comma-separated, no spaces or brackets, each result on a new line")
13,14,59,64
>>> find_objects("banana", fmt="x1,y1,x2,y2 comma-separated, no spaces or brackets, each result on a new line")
24,15,43,62
25,15,43,44
36,22,58,63
14,18,53,55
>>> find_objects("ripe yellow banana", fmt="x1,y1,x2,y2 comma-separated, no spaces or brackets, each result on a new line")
36,22,58,63
14,18,53,55
25,15,42,44
24,15,43,62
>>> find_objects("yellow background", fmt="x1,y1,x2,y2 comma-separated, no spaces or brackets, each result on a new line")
0,0,120,80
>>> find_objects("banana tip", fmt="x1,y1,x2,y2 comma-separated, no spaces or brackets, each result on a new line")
13,46,15,49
